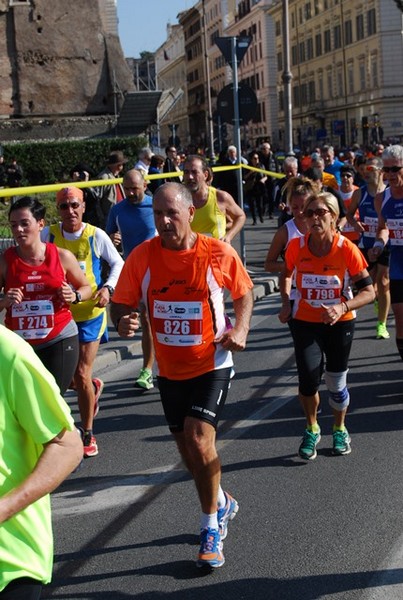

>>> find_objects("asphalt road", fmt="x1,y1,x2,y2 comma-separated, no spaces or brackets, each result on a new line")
42,291,403,600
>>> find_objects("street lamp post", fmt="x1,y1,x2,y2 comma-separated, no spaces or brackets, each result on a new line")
282,0,294,155
201,0,216,163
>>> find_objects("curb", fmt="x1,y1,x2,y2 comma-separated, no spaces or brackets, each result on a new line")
94,276,280,373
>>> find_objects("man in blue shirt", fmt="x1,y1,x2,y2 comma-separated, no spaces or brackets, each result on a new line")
322,145,345,186
106,169,156,390
106,169,156,260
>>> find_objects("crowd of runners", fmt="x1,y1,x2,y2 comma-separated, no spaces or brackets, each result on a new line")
1,140,403,595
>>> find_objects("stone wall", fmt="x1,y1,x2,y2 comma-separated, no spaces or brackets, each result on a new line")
0,0,134,121
0,115,117,142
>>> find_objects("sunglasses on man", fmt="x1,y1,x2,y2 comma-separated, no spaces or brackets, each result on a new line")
58,201,82,210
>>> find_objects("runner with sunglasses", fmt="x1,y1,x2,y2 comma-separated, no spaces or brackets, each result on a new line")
371,145,403,367
345,156,390,339
279,192,375,460
42,187,124,458
0,196,92,395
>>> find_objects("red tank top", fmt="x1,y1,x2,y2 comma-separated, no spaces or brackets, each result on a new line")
4,243,73,345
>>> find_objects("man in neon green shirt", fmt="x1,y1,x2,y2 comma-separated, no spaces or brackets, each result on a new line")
0,325,82,598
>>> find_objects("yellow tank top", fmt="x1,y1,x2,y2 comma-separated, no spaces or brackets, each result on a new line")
191,186,226,239
49,223,104,322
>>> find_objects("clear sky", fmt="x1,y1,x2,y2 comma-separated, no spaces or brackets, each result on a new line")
116,0,194,58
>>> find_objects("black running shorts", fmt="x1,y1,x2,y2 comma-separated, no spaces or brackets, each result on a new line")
157,367,233,432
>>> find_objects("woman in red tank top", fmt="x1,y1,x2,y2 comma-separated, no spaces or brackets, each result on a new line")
0,196,91,394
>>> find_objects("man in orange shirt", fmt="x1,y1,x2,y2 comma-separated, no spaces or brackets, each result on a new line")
111,182,253,569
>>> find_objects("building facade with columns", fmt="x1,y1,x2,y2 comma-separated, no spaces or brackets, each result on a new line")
268,0,403,149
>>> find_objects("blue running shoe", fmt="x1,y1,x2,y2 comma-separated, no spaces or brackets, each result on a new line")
197,528,225,568
217,491,239,540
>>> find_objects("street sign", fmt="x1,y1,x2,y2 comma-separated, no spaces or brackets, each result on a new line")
332,120,345,136
215,36,252,68
217,84,258,124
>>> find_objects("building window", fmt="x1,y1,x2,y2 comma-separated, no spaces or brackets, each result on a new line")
336,65,343,95
371,54,378,87
356,14,364,41
291,44,298,66
327,69,333,98
344,20,353,45
293,85,300,108
279,90,284,111
359,59,366,89
318,73,324,100
347,63,354,94
314,0,320,15
324,29,331,53
308,80,316,104
275,20,281,36
299,7,303,24
301,82,308,106
210,30,220,45
306,37,314,60
305,2,311,20
299,41,306,63
334,24,341,49
367,8,376,36
315,33,322,56
277,51,283,72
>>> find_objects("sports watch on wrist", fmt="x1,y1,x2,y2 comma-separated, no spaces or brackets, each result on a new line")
103,285,114,297
72,291,82,304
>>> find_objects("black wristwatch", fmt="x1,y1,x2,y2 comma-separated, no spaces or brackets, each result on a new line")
72,291,82,304
103,285,114,297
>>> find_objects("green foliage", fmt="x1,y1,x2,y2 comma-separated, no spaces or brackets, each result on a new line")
0,193,59,239
1,135,148,186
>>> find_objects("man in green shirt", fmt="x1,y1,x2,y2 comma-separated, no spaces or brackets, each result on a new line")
0,325,82,598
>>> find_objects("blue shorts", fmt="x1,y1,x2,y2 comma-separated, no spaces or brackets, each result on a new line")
76,311,108,344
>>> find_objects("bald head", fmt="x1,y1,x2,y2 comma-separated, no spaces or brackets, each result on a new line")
123,168,147,203
154,182,194,208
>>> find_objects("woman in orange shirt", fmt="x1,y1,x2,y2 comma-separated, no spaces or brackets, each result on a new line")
279,192,374,460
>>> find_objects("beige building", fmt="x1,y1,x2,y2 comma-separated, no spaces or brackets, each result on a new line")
224,0,277,150
155,22,188,150
268,0,403,149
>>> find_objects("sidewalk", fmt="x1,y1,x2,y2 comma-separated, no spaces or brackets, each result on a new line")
95,216,280,373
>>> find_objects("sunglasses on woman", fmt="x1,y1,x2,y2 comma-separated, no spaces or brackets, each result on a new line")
304,208,330,218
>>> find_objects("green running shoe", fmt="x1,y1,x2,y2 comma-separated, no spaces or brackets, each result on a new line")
332,429,351,455
298,428,321,460
376,322,390,339
134,368,154,390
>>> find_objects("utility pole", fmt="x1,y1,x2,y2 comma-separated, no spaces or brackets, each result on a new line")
282,0,294,155
201,0,215,163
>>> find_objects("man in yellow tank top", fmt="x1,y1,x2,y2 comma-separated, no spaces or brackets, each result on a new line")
183,155,246,243
43,187,124,458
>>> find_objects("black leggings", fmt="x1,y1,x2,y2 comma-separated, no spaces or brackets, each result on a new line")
291,319,355,396
35,334,79,395
0,578,42,599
